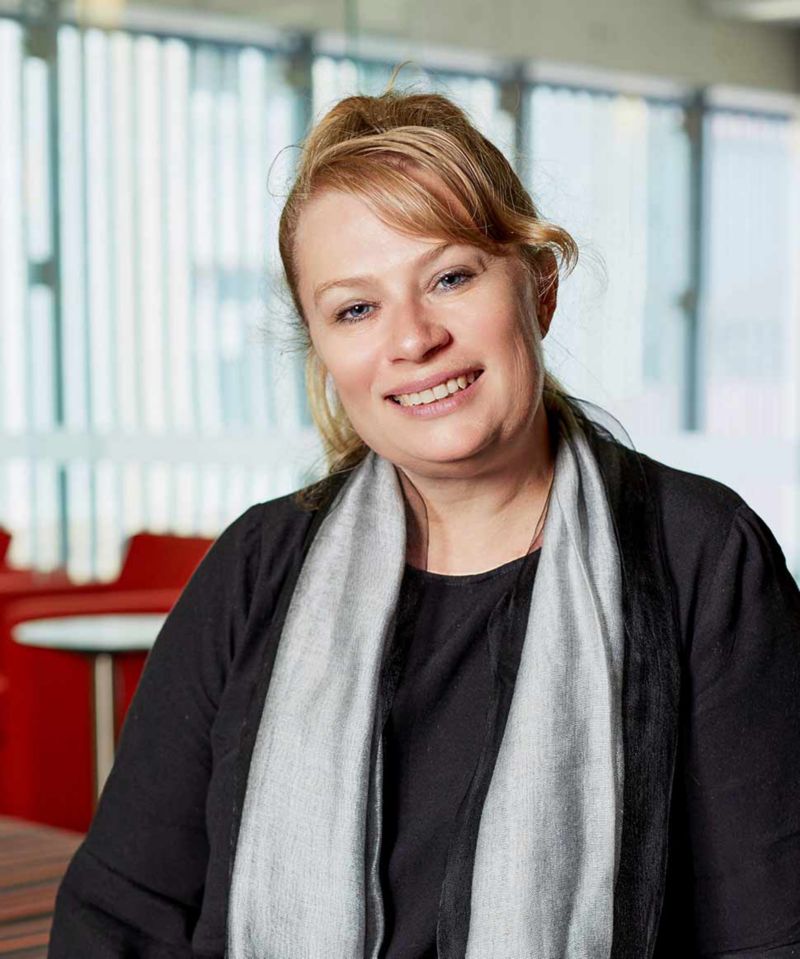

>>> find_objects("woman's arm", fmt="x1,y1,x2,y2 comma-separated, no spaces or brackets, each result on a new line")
48,506,264,958
682,503,800,956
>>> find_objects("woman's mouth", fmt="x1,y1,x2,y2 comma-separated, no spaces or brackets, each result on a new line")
388,370,484,417
390,370,482,407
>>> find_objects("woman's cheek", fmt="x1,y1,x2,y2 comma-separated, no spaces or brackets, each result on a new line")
336,370,375,432
345,362,375,409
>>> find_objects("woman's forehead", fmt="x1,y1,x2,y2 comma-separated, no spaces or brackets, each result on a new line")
296,188,445,248
294,189,476,290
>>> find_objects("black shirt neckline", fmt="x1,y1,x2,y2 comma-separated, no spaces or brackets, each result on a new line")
403,546,542,587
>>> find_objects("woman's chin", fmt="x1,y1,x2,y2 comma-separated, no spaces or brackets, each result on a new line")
380,437,494,474
362,417,501,473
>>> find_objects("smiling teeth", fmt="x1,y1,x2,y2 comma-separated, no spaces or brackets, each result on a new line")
394,371,477,407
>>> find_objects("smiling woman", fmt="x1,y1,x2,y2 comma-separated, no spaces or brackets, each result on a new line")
48,87,800,959
293,188,557,571
280,94,576,500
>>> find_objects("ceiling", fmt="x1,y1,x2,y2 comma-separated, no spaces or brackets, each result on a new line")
705,0,800,24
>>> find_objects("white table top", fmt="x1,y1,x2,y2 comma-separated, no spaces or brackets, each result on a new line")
13,613,166,653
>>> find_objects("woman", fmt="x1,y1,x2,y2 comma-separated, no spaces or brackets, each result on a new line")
50,90,800,958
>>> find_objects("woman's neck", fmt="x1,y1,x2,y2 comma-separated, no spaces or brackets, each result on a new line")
398,403,555,575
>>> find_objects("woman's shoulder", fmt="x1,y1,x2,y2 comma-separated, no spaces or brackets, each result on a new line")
637,450,745,527
635,448,787,574
157,488,321,655
225,472,353,574
205,488,321,611
584,419,748,549
631,449,795,649
211,486,320,564
240,488,317,547
636,451,747,570
592,430,750,571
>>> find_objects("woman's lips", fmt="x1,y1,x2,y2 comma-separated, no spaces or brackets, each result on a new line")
385,367,483,400
388,370,483,417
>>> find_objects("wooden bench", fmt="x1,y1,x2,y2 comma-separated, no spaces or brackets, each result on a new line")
0,816,81,958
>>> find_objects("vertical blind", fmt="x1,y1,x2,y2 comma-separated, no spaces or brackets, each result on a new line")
1,16,799,576
526,87,692,438
702,109,800,558
1,19,317,579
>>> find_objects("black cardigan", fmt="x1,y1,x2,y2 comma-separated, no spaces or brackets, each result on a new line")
49,434,800,958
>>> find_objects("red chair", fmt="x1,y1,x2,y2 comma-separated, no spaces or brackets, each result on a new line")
0,532,213,831
0,528,11,569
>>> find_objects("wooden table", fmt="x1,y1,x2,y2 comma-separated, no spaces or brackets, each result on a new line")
13,614,165,801
0,816,82,957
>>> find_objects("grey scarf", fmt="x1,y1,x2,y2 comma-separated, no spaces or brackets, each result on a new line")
228,412,625,958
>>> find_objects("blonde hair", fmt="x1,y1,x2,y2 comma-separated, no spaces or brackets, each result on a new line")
279,86,579,505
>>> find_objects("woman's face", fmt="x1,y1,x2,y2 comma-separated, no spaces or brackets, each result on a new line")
294,186,554,480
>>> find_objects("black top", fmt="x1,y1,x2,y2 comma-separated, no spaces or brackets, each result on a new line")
381,553,539,958
48,451,800,958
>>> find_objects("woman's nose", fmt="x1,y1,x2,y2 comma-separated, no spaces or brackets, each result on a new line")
386,301,452,362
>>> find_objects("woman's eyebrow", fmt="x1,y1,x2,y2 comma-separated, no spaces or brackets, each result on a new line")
312,242,459,305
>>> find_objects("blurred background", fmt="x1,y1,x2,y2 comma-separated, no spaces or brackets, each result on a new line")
0,0,799,578
0,0,799,930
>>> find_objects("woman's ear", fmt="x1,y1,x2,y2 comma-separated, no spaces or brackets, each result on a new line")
536,252,559,339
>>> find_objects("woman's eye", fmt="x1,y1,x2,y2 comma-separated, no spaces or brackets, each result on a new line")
335,302,374,324
332,271,473,323
436,270,473,291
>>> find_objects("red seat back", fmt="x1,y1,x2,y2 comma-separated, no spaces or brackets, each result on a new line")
0,529,12,570
114,532,213,590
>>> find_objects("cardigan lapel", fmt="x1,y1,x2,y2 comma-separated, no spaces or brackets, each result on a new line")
587,428,683,959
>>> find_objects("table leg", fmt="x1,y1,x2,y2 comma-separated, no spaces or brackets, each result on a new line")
92,653,116,801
